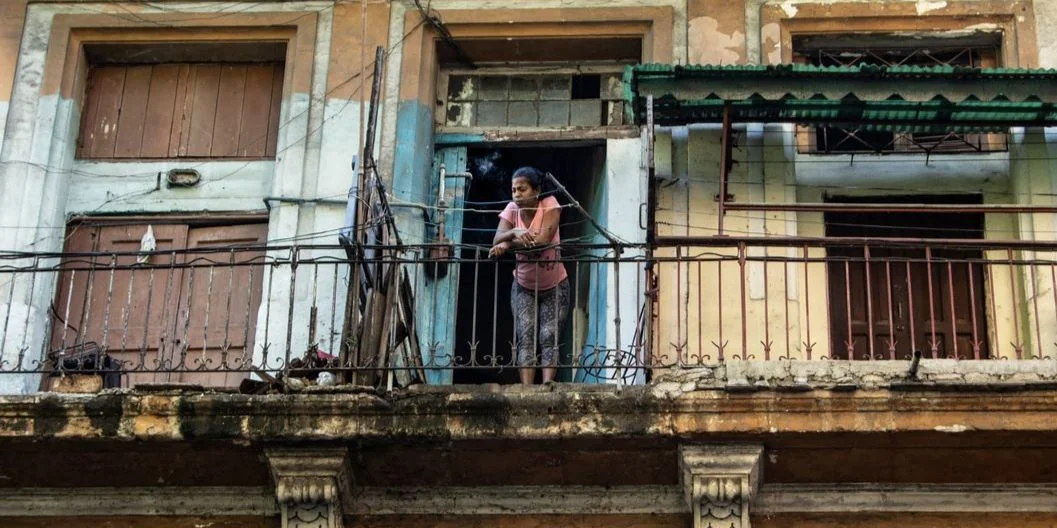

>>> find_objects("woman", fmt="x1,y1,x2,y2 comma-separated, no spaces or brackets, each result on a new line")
489,167,569,384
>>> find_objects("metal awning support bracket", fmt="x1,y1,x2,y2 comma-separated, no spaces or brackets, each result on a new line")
716,103,734,235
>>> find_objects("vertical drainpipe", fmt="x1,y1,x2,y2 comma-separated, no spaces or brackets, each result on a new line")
644,95,657,376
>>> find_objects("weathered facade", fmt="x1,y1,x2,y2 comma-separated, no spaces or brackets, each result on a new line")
3,1,1057,527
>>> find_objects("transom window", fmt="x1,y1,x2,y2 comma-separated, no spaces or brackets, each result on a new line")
76,42,286,160
793,35,1006,155
438,69,628,129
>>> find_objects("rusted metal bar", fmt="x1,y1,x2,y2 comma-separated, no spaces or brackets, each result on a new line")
906,259,916,359
717,104,732,236
1030,261,1042,359
1009,248,1023,359
722,202,1057,214
865,246,875,360
763,256,771,360
844,260,854,358
987,259,999,358
119,262,135,354
738,242,747,359
947,260,958,359
782,260,790,360
179,267,197,371
202,265,216,361
885,260,895,360
926,247,938,358
803,244,813,360
645,95,656,247
221,252,235,359
970,262,981,359
656,235,1057,251
696,260,702,362
715,256,723,362
159,253,178,378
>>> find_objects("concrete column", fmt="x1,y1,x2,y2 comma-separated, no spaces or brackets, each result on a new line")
266,448,353,528
679,444,763,528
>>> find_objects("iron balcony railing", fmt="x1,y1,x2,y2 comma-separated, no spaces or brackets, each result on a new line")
1,238,1056,390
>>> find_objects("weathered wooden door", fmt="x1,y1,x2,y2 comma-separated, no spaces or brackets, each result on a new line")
828,246,988,359
826,202,989,360
414,147,468,384
169,224,267,387
51,224,189,386
51,221,268,388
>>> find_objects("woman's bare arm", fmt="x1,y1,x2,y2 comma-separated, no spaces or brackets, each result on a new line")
532,205,560,246
493,218,528,246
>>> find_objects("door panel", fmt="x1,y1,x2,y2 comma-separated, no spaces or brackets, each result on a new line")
51,224,189,386
171,223,268,388
51,221,267,389
829,247,912,359
826,201,989,360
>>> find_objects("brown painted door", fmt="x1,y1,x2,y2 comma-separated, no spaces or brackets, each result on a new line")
51,224,189,386
828,246,988,360
826,201,989,360
169,224,268,387
828,246,911,359
907,246,989,359
51,221,267,388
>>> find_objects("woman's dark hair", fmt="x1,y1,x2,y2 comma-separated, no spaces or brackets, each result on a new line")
511,166,550,192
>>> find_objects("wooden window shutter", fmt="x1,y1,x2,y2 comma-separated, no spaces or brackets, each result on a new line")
77,62,284,160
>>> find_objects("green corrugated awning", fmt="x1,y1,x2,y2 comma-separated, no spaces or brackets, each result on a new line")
624,64,1057,131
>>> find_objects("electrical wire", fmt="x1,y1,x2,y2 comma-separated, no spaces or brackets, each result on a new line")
11,9,431,248
5,3,424,188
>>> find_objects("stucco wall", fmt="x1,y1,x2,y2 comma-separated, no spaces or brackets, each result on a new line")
0,1,390,393
653,0,1057,364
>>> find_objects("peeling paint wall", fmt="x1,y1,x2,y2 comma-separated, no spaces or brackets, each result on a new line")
0,0,27,153
688,0,747,65
0,1,389,393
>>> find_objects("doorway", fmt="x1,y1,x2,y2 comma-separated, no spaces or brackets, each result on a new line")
50,218,268,388
825,195,989,360
452,145,606,383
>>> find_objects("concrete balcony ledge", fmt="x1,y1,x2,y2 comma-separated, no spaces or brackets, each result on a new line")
651,359,1057,393
2,361,1057,442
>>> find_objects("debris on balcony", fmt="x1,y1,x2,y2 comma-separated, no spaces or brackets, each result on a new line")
45,342,123,393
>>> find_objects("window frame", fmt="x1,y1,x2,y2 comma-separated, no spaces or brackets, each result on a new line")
790,35,1007,155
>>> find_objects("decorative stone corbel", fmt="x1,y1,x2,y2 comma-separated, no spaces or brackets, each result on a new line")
265,448,353,528
679,444,764,528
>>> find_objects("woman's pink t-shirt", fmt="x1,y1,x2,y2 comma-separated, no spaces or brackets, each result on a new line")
498,196,568,290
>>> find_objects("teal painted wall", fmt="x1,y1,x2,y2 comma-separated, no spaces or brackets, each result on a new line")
575,151,609,384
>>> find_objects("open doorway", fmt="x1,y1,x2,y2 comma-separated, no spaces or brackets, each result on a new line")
452,144,606,384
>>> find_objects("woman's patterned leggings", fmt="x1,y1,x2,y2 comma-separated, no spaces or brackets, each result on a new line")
510,279,570,367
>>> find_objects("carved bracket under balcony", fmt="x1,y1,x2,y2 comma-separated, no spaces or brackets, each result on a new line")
679,444,763,528
266,448,353,528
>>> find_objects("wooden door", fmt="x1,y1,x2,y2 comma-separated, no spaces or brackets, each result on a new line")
828,246,988,359
52,221,268,388
51,224,189,386
826,200,989,360
907,247,989,359
169,224,268,387
828,246,912,359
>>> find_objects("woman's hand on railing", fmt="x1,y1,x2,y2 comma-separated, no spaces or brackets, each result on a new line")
489,241,512,257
